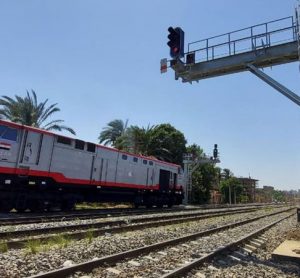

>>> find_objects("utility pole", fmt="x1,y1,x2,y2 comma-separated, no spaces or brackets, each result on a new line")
228,184,232,205
233,185,236,204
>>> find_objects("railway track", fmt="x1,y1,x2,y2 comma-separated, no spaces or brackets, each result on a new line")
185,222,300,278
0,207,189,226
0,203,274,226
161,212,295,278
0,207,262,250
26,207,295,278
1,205,282,237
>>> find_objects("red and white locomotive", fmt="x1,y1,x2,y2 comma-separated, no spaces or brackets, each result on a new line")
0,120,184,212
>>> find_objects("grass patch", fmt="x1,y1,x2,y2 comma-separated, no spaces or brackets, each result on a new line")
86,229,94,244
25,239,41,254
47,234,71,249
0,242,8,253
264,207,273,212
24,234,73,254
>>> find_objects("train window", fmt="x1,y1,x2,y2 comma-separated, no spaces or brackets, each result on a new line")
149,161,153,166
75,139,85,150
57,136,72,145
2,127,18,141
133,157,138,163
143,160,147,165
0,125,7,136
122,154,127,160
87,143,96,152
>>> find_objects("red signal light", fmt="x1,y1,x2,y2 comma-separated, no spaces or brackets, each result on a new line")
167,27,184,59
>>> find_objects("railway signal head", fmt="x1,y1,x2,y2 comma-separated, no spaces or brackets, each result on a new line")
167,27,184,59
213,144,218,159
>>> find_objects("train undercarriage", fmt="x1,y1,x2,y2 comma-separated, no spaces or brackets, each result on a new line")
0,174,183,212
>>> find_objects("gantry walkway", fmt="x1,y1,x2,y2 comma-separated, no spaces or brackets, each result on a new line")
170,16,300,106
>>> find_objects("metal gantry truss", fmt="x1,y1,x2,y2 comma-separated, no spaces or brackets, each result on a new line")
168,16,300,106
297,1,300,68
183,153,220,204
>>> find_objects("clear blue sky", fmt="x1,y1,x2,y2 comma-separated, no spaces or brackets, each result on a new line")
0,0,299,190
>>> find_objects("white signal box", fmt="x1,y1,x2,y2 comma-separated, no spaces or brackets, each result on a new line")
160,58,167,73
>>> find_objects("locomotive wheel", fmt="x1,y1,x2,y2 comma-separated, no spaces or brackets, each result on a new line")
16,207,26,213
0,200,13,213
28,200,42,212
15,194,28,213
61,200,75,211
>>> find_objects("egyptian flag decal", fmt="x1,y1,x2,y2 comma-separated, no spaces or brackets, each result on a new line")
0,142,11,150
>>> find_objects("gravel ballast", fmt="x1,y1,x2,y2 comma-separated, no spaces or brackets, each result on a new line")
0,207,295,277
186,215,300,278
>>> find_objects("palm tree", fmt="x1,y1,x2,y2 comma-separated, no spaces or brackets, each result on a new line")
0,90,76,135
222,168,233,180
99,119,128,146
115,124,156,154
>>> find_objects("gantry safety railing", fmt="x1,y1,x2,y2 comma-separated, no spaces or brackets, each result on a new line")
187,16,298,63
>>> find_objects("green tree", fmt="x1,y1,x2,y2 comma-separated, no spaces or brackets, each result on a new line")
220,177,243,204
272,190,285,202
0,90,75,135
99,119,128,146
148,124,186,165
185,144,219,204
222,168,233,179
191,163,218,204
100,122,186,165
186,144,204,160
115,124,156,155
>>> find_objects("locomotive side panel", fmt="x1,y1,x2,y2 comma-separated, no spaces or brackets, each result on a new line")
146,162,155,187
50,137,94,182
127,157,142,185
96,147,118,186
17,130,54,172
137,158,150,187
116,153,134,186
115,154,153,188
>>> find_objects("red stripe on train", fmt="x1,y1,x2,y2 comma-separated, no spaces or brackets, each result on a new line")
0,166,160,190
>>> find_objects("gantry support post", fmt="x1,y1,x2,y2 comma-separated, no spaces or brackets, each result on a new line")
183,154,220,205
247,64,300,107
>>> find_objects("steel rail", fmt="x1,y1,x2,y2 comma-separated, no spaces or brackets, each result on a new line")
0,207,191,226
0,207,264,239
27,207,295,278
0,203,271,225
2,207,260,250
161,212,295,278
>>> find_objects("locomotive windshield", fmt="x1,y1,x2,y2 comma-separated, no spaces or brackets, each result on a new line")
0,125,18,141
